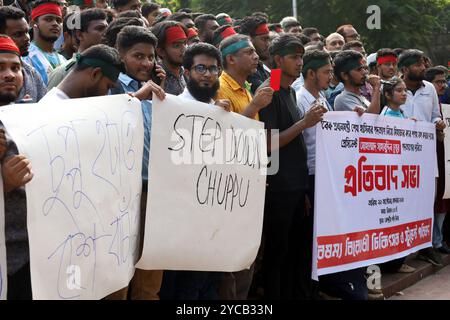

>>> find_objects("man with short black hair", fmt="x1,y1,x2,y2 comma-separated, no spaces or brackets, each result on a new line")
151,21,188,95
302,27,321,44
167,12,195,29
141,2,160,27
48,8,108,89
111,0,141,13
101,16,144,47
0,5,47,102
342,40,366,57
194,14,219,44
239,15,271,94
333,50,381,114
110,25,166,300
258,34,326,299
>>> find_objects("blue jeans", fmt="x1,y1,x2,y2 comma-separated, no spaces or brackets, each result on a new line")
433,213,446,248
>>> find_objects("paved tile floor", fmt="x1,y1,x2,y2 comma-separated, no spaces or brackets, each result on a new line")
389,265,450,300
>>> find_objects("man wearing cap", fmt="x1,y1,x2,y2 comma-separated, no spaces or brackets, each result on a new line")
23,0,66,85
211,24,236,48
216,13,233,27
325,33,345,52
239,15,271,94
0,35,35,300
47,8,108,90
0,6,47,103
280,16,302,35
151,21,188,95
258,34,326,299
333,50,381,114
376,48,398,81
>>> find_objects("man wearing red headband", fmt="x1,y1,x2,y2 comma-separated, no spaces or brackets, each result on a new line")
23,0,66,85
186,28,200,46
239,15,271,94
0,35,35,300
0,6,47,103
211,25,236,48
376,48,398,81
152,21,188,95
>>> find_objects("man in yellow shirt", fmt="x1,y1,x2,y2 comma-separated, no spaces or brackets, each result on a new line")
216,34,273,120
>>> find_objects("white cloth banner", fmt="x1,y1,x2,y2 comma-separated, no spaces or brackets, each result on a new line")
0,173,6,300
441,104,450,199
0,95,143,299
313,112,436,280
137,94,267,271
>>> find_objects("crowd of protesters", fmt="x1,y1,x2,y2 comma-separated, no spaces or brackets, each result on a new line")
0,0,449,300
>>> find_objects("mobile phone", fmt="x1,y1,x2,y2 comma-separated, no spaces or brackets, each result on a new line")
150,64,162,86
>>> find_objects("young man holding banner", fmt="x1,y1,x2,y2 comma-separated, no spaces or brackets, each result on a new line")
295,49,334,299
109,25,166,300
258,34,326,299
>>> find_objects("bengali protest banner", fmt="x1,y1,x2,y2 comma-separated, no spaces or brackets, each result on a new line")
137,94,267,271
0,173,6,300
312,112,436,280
441,104,450,199
0,95,143,299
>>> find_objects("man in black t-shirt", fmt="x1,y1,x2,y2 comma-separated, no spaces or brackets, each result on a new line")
258,34,326,299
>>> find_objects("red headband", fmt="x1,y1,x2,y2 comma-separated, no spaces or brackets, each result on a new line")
225,17,232,23
254,23,269,36
275,26,283,33
166,26,187,45
377,55,398,65
187,28,198,39
221,26,236,39
31,3,62,21
0,36,20,56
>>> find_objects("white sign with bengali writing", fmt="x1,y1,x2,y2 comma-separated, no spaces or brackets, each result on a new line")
441,104,450,199
137,94,267,272
0,173,6,300
0,95,144,299
313,112,436,280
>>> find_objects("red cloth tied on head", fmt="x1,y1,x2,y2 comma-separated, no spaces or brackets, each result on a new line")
0,36,20,56
275,26,283,33
254,23,269,36
377,55,398,65
221,26,236,39
187,28,198,39
225,17,232,23
166,26,187,45
31,3,62,21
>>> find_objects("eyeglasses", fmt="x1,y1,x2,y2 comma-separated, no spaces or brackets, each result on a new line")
191,64,220,75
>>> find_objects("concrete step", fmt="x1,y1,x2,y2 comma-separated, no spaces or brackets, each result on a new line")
380,251,450,299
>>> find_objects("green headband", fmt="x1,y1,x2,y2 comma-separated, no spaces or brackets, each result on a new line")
221,40,251,57
398,56,422,68
340,58,365,73
303,58,330,74
67,53,121,82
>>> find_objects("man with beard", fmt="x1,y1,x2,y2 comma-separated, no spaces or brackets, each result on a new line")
333,50,381,114
152,21,188,95
376,48,398,81
217,34,274,120
160,43,230,300
258,34,326,299
194,14,219,45
0,35,35,300
398,50,446,266
295,49,333,299
239,15,271,94
0,6,46,102
23,0,66,85
109,25,166,300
